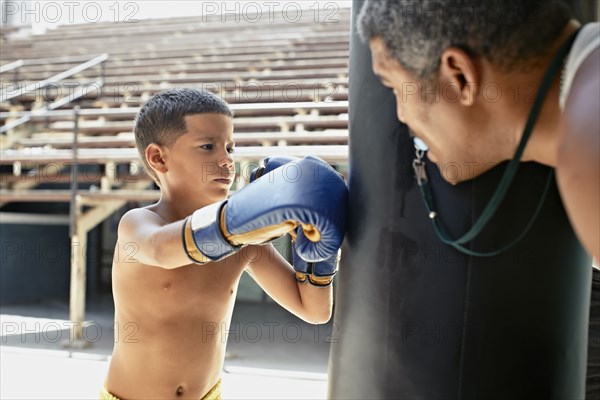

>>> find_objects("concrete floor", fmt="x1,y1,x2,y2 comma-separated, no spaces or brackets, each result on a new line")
1,297,332,399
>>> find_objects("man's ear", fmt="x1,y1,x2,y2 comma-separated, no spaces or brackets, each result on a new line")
439,47,479,106
145,143,168,175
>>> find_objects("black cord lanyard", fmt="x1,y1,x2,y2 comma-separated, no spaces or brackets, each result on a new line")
413,28,581,257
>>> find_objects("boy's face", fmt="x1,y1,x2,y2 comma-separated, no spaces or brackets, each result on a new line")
164,113,235,203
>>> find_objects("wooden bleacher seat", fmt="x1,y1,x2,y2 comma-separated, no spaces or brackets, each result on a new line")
43,114,347,134
0,145,349,165
18,58,349,81
1,101,348,122
14,130,348,149
16,50,350,74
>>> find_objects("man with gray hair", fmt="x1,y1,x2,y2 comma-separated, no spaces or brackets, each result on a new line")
358,0,598,395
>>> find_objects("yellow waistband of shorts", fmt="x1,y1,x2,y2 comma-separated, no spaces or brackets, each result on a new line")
100,379,221,400
203,378,222,400
99,387,119,400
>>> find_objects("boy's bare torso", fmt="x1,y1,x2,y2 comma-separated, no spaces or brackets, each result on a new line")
105,209,253,399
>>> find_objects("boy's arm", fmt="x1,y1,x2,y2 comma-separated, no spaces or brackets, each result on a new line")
117,208,191,269
245,244,333,325
118,156,348,269
557,47,600,259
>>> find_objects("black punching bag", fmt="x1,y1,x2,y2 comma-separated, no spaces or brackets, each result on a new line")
328,2,592,399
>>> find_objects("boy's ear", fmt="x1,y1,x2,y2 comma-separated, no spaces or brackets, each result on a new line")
145,143,168,175
439,47,479,106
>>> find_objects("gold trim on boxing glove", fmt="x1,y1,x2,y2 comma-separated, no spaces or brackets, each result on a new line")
300,223,321,243
221,205,300,246
183,217,211,264
308,274,335,287
295,271,309,284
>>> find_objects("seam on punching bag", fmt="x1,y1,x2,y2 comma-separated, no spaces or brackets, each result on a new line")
394,124,416,219
457,251,474,398
457,180,477,398
383,244,392,396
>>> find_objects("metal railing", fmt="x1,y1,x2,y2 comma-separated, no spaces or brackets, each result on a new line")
0,54,109,135
0,53,108,103
0,79,104,134
0,60,24,83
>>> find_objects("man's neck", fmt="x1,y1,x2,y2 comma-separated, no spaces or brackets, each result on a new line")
520,19,581,167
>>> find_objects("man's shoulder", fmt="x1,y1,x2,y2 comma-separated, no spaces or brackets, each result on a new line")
560,22,600,110
561,43,599,139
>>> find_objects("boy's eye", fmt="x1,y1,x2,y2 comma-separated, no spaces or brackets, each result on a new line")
200,144,213,150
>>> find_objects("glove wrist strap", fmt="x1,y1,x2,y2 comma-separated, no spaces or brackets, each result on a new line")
295,270,335,287
183,216,211,264
292,240,337,287
183,201,240,265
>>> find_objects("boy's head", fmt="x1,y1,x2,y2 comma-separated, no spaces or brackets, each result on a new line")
357,0,572,183
134,89,236,201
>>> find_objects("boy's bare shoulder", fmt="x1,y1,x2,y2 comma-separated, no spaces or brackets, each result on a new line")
117,206,165,240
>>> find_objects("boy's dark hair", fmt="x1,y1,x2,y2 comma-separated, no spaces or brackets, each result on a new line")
357,0,572,80
134,88,233,184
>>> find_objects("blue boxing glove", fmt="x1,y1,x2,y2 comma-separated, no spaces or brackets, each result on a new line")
250,156,346,286
249,155,299,182
183,156,348,265
291,237,340,287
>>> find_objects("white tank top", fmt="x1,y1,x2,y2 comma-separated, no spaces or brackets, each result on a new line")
559,22,600,111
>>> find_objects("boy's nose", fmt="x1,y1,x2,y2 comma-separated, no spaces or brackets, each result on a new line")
218,151,234,169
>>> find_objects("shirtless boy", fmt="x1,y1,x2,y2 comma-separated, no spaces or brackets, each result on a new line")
102,88,347,399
